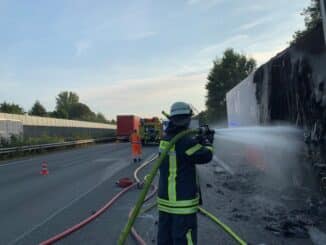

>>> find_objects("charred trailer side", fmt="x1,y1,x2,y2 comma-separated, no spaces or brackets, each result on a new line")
226,22,326,193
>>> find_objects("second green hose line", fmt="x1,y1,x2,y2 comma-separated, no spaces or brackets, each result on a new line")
118,129,247,245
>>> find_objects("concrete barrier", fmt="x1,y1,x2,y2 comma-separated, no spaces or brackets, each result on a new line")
0,113,116,139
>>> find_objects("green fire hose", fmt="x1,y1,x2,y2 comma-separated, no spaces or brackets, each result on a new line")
198,207,247,245
118,128,247,245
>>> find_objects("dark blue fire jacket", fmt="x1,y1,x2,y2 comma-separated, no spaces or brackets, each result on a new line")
157,129,213,214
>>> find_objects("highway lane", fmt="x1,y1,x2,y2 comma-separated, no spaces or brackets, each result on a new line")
0,143,157,245
2,141,324,245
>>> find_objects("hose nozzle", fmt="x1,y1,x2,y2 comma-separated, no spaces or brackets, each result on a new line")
198,125,215,144
199,125,215,135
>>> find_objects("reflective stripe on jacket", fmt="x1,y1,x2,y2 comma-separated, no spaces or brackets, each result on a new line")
157,133,213,214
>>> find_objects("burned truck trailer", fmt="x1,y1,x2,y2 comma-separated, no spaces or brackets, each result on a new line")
226,22,326,192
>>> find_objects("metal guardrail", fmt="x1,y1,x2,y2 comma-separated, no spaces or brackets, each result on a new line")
0,137,116,155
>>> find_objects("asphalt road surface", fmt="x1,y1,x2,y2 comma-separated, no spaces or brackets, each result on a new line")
1,142,325,245
0,143,157,245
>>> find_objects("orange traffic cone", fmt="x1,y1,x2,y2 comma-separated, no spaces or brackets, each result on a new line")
40,161,49,176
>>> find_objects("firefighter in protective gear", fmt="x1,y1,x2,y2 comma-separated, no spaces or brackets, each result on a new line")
157,102,214,245
130,129,142,162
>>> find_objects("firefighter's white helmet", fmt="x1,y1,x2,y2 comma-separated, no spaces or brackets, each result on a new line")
170,102,193,117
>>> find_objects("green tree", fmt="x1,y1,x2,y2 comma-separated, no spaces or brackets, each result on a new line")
55,91,79,118
29,101,47,117
292,0,322,42
193,111,208,125
205,49,256,122
48,110,61,118
69,103,96,121
96,113,107,123
198,111,208,125
0,102,25,114
52,91,108,123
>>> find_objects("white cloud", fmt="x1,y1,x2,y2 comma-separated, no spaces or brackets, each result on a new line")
79,72,207,118
238,16,273,31
196,9,304,66
75,40,91,56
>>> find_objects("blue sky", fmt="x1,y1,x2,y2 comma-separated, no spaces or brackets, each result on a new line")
0,0,309,119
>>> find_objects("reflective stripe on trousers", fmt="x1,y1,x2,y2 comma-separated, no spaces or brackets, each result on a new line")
186,229,194,245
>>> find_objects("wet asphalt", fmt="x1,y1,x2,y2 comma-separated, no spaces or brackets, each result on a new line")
0,143,156,245
1,142,325,245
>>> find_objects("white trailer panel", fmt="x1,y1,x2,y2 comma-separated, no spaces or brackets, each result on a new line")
226,72,259,127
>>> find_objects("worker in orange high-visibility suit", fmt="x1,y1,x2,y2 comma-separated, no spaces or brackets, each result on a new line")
130,130,142,163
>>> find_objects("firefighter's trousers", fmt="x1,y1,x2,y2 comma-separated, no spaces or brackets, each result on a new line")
157,211,197,245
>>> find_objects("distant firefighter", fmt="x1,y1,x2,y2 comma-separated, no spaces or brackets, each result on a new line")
130,129,142,163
